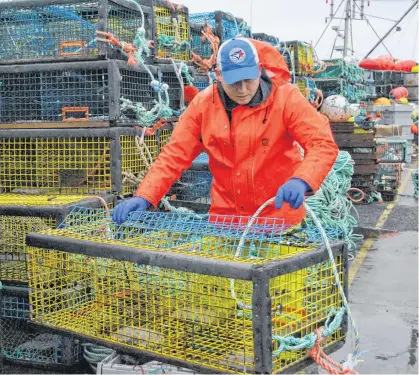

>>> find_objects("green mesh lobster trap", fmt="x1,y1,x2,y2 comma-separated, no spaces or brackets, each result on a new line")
0,60,163,128
0,284,81,370
26,208,348,374
252,33,279,47
0,127,172,195
0,194,115,284
0,0,153,64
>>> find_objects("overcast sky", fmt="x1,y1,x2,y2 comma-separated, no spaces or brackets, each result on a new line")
184,0,418,61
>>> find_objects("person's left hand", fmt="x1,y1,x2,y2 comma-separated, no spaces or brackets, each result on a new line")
274,178,311,210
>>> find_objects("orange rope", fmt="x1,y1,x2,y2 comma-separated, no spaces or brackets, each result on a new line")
346,188,365,203
191,24,220,73
134,119,168,136
307,329,359,375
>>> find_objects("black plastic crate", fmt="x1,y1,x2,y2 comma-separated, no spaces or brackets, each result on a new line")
152,0,191,62
0,0,153,64
0,60,159,128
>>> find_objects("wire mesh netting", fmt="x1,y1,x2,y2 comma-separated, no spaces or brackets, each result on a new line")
0,133,163,195
1,295,30,320
252,33,278,47
314,78,347,97
169,170,212,204
190,23,212,59
375,163,402,190
376,139,408,163
0,61,155,126
159,65,193,112
28,209,344,373
0,294,81,366
39,208,342,263
154,3,190,61
0,215,54,283
193,74,211,91
286,41,313,76
190,12,239,43
0,0,149,62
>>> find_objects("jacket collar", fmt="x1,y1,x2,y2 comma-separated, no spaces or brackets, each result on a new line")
216,68,273,114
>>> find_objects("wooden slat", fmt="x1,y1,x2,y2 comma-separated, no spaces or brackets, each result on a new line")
354,164,380,175
331,122,354,134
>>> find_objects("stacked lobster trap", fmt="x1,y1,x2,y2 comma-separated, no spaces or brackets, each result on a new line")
0,0,197,370
330,122,379,200
25,208,348,374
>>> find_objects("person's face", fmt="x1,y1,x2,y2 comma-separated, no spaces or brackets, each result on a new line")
216,68,261,105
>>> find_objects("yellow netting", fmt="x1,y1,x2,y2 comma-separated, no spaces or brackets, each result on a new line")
120,135,159,195
28,247,344,374
0,136,160,195
1,216,55,283
289,42,314,75
0,194,91,206
154,5,190,61
271,259,344,372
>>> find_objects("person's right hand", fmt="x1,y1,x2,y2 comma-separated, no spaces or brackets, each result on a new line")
112,197,151,225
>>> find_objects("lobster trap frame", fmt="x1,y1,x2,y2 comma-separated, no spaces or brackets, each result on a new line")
158,64,195,112
26,211,348,374
190,11,240,46
0,0,154,65
0,60,160,128
0,194,116,284
152,0,191,63
0,284,81,370
252,33,278,47
193,73,212,92
285,41,314,76
167,156,212,213
0,126,172,195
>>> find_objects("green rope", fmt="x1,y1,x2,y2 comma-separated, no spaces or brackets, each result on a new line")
181,63,194,86
272,307,346,356
132,27,151,64
305,151,363,254
157,35,191,52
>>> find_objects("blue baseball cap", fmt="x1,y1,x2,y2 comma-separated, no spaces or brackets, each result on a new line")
217,38,260,85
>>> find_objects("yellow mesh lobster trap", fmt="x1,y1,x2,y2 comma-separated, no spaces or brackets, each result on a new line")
0,126,172,195
286,41,314,76
153,0,191,62
0,194,115,284
27,208,348,374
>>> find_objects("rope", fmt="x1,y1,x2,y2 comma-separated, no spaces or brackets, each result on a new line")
122,129,201,216
305,151,363,255
82,343,114,372
191,24,220,73
228,195,362,373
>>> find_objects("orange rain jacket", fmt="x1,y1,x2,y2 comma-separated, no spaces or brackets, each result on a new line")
136,39,339,225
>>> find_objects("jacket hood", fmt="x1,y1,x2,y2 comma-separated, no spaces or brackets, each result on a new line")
249,38,291,85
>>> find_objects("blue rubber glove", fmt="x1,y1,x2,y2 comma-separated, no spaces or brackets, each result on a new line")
112,197,151,225
274,178,311,210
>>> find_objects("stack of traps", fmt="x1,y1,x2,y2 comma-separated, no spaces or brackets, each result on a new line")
0,290,81,370
0,194,116,284
26,208,348,374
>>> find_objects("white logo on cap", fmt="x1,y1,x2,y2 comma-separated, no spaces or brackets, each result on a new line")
229,48,246,63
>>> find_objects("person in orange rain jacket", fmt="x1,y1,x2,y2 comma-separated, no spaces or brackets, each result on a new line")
112,38,339,225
